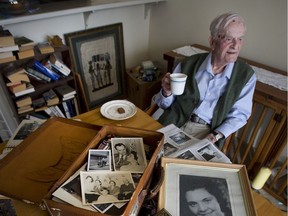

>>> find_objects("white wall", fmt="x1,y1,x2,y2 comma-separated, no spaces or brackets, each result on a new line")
5,5,151,68
149,0,287,72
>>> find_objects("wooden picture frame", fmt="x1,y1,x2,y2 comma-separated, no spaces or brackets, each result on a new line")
158,157,256,216
65,23,126,109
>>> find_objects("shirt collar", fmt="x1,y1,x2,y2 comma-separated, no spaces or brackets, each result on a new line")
198,53,234,79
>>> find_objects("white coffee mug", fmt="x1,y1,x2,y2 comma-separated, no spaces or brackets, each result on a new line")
170,73,187,95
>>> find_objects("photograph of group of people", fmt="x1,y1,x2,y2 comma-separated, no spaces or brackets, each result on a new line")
52,137,148,214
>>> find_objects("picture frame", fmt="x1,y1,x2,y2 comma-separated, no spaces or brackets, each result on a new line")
158,157,256,216
64,23,126,109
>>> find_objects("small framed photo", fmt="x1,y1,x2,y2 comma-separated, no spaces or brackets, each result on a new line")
80,171,135,205
87,150,111,171
158,157,256,216
111,137,148,173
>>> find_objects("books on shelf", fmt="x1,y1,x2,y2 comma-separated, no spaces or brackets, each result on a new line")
32,97,47,112
0,55,16,64
0,51,13,59
14,36,35,51
0,29,15,47
14,82,35,97
42,89,59,106
17,48,35,59
7,81,27,94
16,96,32,108
26,67,52,83
38,42,54,54
54,84,76,100
44,105,65,118
0,44,19,52
4,67,30,83
49,53,71,76
33,60,60,81
18,105,33,114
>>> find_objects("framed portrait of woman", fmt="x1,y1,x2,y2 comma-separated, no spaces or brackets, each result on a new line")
158,157,257,216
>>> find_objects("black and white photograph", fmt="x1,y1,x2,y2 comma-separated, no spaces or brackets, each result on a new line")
179,175,232,216
111,137,147,173
80,171,135,205
169,132,190,145
164,142,178,156
158,158,256,216
176,150,196,160
198,145,221,161
87,150,111,171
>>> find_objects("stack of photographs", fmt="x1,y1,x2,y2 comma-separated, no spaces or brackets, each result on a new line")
52,137,148,214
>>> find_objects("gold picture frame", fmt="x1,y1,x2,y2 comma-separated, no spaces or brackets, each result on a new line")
158,157,256,216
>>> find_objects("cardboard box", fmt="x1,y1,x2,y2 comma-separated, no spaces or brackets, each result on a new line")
0,118,164,215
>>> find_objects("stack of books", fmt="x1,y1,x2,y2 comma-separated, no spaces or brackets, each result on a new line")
4,67,35,97
54,84,76,101
15,96,33,114
15,36,35,60
0,29,18,64
42,89,59,106
37,42,54,54
48,53,71,77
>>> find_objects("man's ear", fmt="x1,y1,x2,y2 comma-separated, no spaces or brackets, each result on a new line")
209,36,216,50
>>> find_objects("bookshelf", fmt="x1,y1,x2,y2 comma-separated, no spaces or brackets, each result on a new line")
0,45,80,122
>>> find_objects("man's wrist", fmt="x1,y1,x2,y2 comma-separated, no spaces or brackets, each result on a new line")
212,131,224,141
162,89,172,97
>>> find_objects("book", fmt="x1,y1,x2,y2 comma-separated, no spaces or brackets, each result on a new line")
0,29,15,47
14,36,35,51
14,83,35,97
37,42,54,54
51,105,66,118
0,51,13,59
49,53,71,75
16,96,32,108
8,82,27,94
18,105,33,114
0,44,19,52
54,84,76,98
17,48,35,59
33,60,60,81
42,89,59,106
5,67,30,83
32,97,47,111
0,55,16,64
26,67,51,82
61,100,72,118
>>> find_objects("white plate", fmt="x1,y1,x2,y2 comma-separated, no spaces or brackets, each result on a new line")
100,100,137,120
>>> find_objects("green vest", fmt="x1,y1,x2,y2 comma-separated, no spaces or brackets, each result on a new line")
158,53,255,132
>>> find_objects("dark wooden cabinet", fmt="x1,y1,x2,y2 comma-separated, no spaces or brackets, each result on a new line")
125,65,164,110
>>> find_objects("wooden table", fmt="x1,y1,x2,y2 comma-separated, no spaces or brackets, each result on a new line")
7,107,286,216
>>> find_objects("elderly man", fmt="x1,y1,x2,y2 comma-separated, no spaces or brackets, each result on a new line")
155,12,256,146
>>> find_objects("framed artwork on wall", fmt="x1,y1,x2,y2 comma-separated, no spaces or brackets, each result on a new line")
158,157,257,216
65,23,126,109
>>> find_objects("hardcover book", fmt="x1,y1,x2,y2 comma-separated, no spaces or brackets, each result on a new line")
14,83,35,97
15,36,35,49
33,60,60,81
16,96,32,108
17,48,35,59
5,68,30,83
42,89,59,106
54,84,76,98
0,29,15,47
38,42,55,54
0,55,16,64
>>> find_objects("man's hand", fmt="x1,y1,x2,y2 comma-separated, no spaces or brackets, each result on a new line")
161,73,172,97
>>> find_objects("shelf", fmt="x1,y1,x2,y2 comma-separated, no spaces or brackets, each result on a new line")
0,0,165,26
